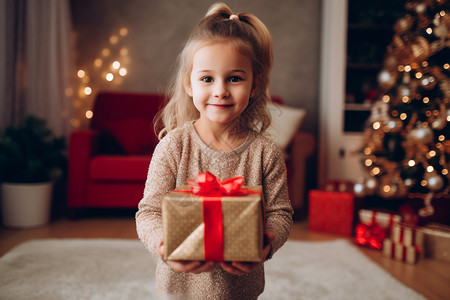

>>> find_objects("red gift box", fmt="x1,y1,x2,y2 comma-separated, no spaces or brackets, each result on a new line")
354,209,401,250
308,190,355,236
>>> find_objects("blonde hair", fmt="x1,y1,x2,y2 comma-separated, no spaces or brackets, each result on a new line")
155,2,273,139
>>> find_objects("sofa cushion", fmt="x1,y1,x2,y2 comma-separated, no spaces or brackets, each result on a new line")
266,103,306,151
102,119,156,155
89,155,151,181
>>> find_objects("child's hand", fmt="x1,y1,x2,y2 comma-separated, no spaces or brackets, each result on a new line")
220,231,275,276
158,241,217,274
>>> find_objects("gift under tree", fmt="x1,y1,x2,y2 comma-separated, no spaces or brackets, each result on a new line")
356,0,449,217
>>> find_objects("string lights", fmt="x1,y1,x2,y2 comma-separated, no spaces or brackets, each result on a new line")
355,1,449,216
70,27,130,129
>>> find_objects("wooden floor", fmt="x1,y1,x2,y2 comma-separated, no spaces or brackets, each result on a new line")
1,214,450,300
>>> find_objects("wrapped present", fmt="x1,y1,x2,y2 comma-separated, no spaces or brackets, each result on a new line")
354,209,401,249
383,238,422,264
308,190,355,236
391,223,425,248
358,209,401,229
354,222,387,250
162,172,263,262
422,223,450,263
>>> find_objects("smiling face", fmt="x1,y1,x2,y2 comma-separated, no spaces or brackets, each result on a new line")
186,41,255,129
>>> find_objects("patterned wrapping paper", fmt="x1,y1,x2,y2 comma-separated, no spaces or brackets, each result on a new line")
391,223,425,247
162,185,263,262
383,238,422,264
422,223,450,263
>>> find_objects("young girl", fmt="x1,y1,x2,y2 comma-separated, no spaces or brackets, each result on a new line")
136,3,293,299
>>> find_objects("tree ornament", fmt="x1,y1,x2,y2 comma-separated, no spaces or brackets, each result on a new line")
394,15,414,34
379,181,398,198
431,111,447,130
420,74,437,90
409,124,434,144
415,3,427,14
418,192,435,217
426,171,444,191
365,177,379,195
404,178,416,188
353,178,366,197
409,37,431,63
377,69,398,90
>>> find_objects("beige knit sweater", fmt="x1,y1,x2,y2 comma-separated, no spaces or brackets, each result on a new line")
136,121,293,299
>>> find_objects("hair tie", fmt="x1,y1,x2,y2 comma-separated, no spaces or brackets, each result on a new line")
229,14,239,20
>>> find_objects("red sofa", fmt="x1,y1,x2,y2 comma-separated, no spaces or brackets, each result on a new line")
68,91,315,215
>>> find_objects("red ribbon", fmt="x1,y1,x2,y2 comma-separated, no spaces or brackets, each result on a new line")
354,223,387,250
186,172,248,261
187,172,247,196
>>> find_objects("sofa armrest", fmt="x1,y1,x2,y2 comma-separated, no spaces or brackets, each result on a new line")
68,130,100,208
288,131,316,211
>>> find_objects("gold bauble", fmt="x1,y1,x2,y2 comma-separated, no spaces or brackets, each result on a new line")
378,69,398,90
409,125,434,144
379,181,398,198
409,36,431,63
394,15,414,34
392,34,405,49
426,172,445,192
365,177,379,195
420,74,437,90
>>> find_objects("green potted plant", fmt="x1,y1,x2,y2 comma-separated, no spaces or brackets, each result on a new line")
0,116,67,228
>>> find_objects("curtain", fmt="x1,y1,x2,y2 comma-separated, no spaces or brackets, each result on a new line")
0,0,74,137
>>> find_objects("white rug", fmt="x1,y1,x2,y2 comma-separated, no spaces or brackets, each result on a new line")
0,239,426,300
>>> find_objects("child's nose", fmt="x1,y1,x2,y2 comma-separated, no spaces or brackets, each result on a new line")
213,82,230,98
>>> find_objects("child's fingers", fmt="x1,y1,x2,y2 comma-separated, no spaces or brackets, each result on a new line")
263,231,276,245
158,241,165,257
190,261,216,274
166,260,202,273
232,261,257,273
220,262,247,276
220,261,257,276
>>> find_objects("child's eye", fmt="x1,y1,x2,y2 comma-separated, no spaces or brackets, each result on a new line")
228,76,243,82
201,77,213,83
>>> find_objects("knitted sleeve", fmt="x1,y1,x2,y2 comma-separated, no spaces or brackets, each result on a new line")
135,134,178,256
262,145,294,258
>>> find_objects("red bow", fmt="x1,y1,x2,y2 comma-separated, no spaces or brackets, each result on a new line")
187,172,247,196
354,223,387,250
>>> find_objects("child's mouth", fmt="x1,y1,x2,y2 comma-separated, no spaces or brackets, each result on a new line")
209,104,233,108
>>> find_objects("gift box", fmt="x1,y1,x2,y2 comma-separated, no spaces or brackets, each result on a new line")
391,223,425,248
354,209,401,249
383,238,422,264
422,223,450,263
162,172,263,262
358,209,401,229
308,190,355,236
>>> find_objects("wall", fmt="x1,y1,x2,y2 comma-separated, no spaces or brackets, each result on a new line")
70,0,320,133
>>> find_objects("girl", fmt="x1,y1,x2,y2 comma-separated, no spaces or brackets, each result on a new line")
136,3,293,299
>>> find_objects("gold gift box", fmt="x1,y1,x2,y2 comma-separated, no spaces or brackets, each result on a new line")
423,223,450,263
162,186,263,262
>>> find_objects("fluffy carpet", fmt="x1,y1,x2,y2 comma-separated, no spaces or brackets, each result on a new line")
0,239,426,300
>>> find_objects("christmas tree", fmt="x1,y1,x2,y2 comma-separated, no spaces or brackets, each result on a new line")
356,0,449,216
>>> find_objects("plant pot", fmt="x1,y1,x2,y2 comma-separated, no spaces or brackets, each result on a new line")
1,182,53,228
